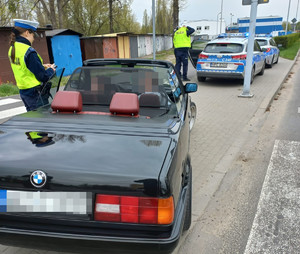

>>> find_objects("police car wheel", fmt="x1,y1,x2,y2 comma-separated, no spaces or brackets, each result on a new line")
268,56,274,68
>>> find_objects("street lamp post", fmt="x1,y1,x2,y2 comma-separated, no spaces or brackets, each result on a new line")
230,13,234,26
286,0,291,35
220,0,224,33
216,12,221,35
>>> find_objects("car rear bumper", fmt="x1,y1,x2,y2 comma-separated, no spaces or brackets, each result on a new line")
197,70,244,79
0,228,180,254
0,186,189,254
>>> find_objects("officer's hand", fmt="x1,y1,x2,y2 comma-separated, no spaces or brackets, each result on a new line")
43,64,52,69
50,64,56,72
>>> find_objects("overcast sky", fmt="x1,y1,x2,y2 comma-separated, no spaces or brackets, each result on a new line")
131,0,300,26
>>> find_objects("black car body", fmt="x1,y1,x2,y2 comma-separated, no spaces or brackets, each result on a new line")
0,59,197,253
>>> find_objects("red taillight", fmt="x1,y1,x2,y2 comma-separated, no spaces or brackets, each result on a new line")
199,53,208,59
139,197,158,224
231,54,247,60
121,196,139,223
266,48,271,52
94,195,120,222
94,194,174,225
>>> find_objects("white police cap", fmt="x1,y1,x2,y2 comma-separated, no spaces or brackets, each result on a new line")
13,19,39,31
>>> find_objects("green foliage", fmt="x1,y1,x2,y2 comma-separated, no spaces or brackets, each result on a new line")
279,37,300,60
274,33,300,49
0,83,19,97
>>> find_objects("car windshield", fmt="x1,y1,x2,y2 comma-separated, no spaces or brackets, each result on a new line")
256,39,268,46
64,64,180,117
204,43,244,53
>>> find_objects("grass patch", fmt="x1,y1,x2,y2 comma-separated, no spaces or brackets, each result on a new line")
279,39,300,60
0,83,19,97
142,49,175,64
0,76,70,97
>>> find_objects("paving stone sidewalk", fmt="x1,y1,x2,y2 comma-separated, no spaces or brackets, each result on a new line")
0,55,297,254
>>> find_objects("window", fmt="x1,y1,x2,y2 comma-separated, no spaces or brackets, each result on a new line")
197,26,201,31
254,40,262,51
204,43,243,53
256,39,268,47
204,26,210,30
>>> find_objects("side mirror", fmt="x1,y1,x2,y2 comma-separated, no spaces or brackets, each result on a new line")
185,83,198,93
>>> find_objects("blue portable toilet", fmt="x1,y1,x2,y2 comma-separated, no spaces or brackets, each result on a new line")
46,29,83,76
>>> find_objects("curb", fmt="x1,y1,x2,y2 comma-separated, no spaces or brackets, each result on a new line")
260,50,300,113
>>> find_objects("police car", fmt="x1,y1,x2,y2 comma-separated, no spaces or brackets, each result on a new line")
255,35,280,68
195,33,266,83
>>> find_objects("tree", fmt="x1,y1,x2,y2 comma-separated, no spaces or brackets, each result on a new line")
141,9,151,33
172,0,179,30
282,21,292,31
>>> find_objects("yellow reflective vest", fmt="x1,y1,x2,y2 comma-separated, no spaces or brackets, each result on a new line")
8,42,42,90
173,27,191,48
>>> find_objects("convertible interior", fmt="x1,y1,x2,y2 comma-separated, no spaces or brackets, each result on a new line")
57,66,178,118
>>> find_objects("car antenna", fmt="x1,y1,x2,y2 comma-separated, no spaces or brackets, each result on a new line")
56,68,65,92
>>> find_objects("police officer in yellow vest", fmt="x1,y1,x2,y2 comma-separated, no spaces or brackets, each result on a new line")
8,19,56,111
173,25,195,81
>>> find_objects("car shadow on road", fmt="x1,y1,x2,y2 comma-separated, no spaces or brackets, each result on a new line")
197,78,243,88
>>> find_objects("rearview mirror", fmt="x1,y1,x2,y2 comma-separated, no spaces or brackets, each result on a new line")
185,83,198,93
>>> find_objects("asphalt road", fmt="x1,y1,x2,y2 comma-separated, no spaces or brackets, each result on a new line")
0,55,298,254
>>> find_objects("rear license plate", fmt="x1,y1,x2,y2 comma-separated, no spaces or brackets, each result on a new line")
0,190,90,214
210,62,227,68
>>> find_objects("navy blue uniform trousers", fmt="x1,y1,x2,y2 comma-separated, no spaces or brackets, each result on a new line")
174,48,189,78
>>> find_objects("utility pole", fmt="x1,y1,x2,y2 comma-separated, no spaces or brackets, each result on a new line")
152,0,156,60
230,13,234,26
286,0,291,35
240,0,269,98
220,0,224,33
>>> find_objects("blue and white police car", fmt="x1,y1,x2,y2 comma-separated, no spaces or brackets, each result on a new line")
196,33,266,83
255,35,280,68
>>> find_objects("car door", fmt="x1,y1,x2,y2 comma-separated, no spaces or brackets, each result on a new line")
270,38,279,61
188,39,209,69
253,40,264,73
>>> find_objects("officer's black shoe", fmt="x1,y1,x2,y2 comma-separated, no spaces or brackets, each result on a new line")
182,77,190,81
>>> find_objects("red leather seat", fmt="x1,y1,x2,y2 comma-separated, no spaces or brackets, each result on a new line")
51,91,82,113
109,93,139,116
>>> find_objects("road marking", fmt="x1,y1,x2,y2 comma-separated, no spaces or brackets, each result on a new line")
244,140,300,254
0,98,21,106
298,107,300,113
0,106,26,120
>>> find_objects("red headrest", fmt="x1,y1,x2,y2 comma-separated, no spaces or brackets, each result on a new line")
51,91,82,112
109,93,139,116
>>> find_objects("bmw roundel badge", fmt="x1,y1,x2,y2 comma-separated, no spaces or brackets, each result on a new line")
30,170,47,188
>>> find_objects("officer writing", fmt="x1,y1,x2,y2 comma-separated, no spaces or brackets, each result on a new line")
173,24,195,81
8,19,56,111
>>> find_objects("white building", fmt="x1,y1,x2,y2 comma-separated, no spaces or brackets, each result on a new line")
182,19,226,39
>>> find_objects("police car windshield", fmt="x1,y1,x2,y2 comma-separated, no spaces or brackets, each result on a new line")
204,43,243,54
256,39,268,46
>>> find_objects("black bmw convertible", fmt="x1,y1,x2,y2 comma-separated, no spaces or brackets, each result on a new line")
0,59,197,253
